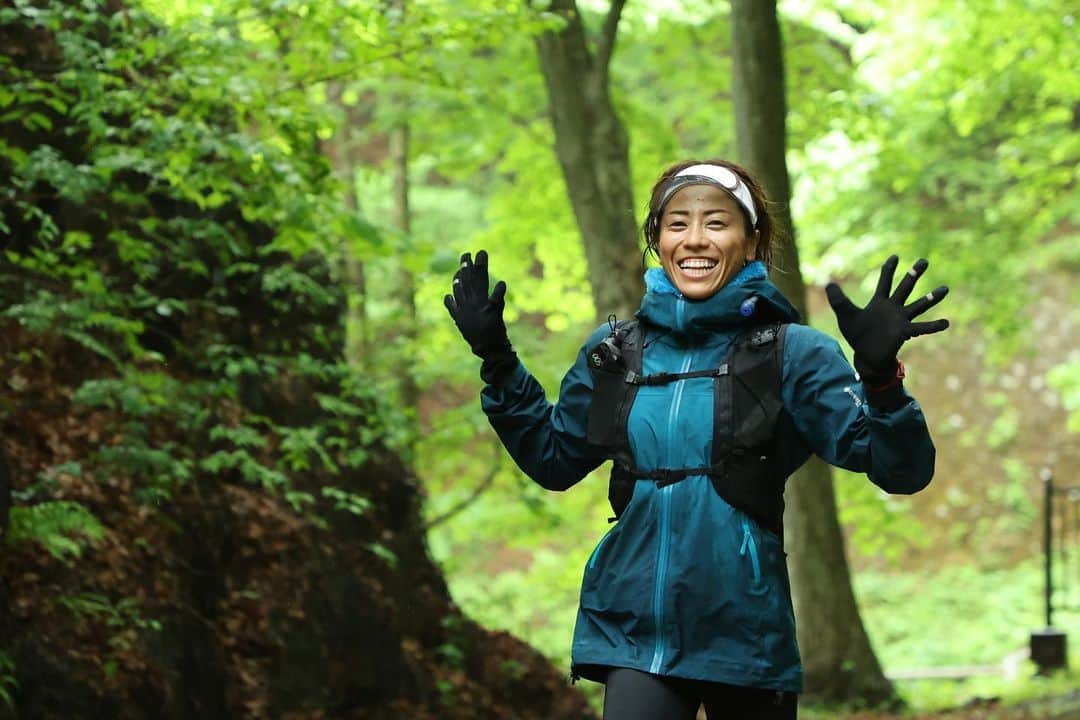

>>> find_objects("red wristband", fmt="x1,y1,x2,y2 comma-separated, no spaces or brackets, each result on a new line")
864,360,905,393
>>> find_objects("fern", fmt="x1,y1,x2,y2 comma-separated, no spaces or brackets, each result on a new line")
5,501,105,560
0,649,16,709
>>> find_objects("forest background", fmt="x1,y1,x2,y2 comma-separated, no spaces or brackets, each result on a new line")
1,0,1079,718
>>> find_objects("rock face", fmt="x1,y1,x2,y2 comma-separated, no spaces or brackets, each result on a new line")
0,2,597,718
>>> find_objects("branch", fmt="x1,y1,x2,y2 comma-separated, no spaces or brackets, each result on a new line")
424,440,501,530
595,0,626,77
835,10,871,35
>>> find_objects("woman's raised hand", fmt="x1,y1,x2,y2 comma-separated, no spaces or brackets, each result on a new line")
825,256,949,387
444,251,517,384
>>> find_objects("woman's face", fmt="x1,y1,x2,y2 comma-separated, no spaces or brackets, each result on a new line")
658,184,760,300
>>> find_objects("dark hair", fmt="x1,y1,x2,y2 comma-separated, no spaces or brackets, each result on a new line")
642,158,776,268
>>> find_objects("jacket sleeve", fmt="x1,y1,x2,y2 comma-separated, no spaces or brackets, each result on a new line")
780,324,935,494
479,325,609,491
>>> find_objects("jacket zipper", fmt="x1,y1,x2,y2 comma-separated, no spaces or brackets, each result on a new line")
649,348,694,674
740,520,762,583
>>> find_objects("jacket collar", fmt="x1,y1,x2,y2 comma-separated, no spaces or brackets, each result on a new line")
636,261,801,337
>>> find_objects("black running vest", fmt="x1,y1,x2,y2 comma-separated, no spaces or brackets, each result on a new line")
585,320,791,538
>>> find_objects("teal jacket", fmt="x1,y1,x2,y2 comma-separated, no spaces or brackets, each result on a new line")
480,262,935,692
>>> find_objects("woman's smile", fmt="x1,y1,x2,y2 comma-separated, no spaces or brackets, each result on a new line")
676,257,719,279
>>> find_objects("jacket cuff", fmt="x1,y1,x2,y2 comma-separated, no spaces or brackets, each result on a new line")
480,350,520,387
865,382,910,412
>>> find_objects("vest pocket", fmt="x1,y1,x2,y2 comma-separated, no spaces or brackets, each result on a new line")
586,368,628,446
608,465,635,520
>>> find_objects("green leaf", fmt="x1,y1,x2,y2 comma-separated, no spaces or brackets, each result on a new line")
368,542,398,568
5,501,105,560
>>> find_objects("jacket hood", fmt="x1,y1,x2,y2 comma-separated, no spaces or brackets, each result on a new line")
636,261,801,336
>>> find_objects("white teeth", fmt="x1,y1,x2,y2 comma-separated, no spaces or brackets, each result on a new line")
678,259,717,270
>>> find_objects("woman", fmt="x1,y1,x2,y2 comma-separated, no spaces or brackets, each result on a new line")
444,159,948,719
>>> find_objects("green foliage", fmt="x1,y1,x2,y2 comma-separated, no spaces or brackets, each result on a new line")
5,501,105,560
58,593,163,635
984,392,1021,450
854,559,1080,712
57,593,162,679
0,649,15,709
436,641,465,669
1047,361,1080,432
321,486,371,517
432,455,613,670
985,458,1039,534
793,0,1079,365
0,0,391,517
368,541,399,569
834,468,929,567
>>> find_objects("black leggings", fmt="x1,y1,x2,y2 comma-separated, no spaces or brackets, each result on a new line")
603,668,797,720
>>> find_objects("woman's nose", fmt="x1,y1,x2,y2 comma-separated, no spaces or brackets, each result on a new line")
683,222,709,247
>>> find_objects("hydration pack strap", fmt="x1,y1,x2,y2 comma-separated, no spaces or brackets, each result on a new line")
625,364,728,386
622,462,726,488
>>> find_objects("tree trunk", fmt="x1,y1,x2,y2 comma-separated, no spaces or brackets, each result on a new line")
390,120,419,414
389,0,419,428
728,0,898,707
533,0,642,319
320,84,369,367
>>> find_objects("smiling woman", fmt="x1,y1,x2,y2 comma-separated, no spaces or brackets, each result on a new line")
444,158,951,720
644,160,774,296
655,182,757,298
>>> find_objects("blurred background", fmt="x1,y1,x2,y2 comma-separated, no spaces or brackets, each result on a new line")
0,0,1077,718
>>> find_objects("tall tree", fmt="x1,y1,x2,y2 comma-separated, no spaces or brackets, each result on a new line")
533,0,641,319
389,107,419,415
388,0,419,417
321,86,371,366
728,0,897,706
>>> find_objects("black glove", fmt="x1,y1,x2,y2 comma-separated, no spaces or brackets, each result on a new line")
826,256,949,390
444,250,517,385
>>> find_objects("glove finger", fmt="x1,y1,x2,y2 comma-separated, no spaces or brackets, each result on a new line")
892,258,929,304
907,318,950,338
444,293,458,317
457,255,483,306
453,252,474,302
904,285,949,318
825,282,857,315
473,249,490,299
452,272,470,308
874,255,900,299
490,280,507,308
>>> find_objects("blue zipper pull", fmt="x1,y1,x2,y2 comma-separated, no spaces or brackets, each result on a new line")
740,520,761,582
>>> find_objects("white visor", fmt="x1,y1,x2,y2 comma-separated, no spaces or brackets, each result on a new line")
656,164,758,227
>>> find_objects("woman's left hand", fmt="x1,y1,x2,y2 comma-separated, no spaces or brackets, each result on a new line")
825,256,949,387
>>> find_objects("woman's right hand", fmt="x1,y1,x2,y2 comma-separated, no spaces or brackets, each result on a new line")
444,250,512,363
